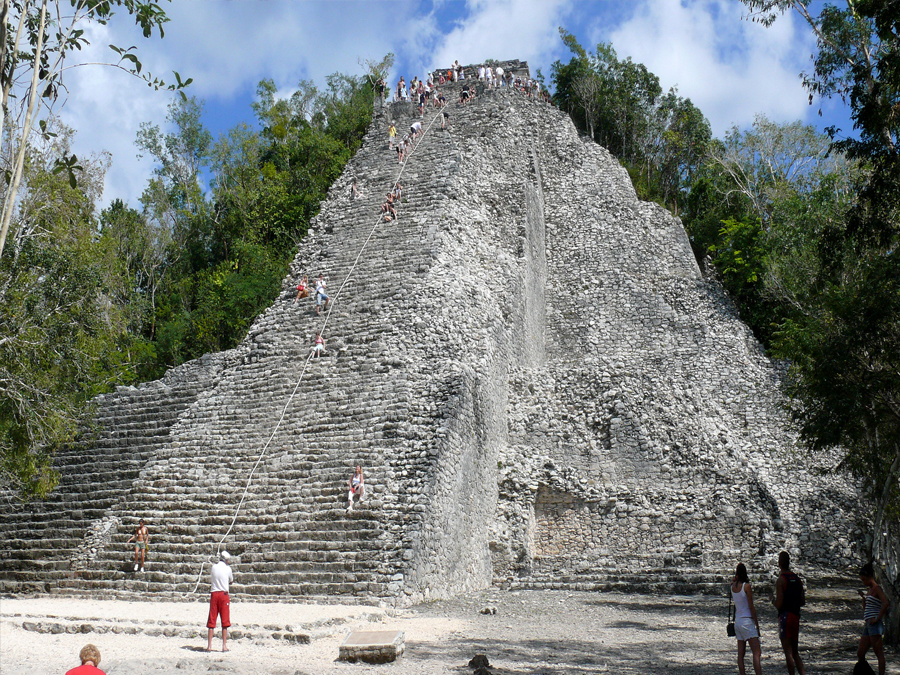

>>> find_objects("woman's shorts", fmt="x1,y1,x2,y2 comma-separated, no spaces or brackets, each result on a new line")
735,616,759,641
863,620,885,637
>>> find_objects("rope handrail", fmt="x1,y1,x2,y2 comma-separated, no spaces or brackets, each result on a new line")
189,105,445,594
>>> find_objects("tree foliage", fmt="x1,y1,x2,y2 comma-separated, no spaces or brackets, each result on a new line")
0,123,140,498
0,55,386,497
551,29,711,213
134,64,381,375
0,0,190,261
740,1,900,605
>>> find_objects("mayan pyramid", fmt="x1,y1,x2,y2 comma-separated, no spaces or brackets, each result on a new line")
0,61,863,603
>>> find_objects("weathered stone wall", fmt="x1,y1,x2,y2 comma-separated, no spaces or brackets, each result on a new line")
0,61,866,601
0,354,228,592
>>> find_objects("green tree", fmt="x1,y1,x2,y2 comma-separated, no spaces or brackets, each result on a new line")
742,2,900,638
552,30,711,213
0,0,189,261
135,60,385,373
0,123,138,498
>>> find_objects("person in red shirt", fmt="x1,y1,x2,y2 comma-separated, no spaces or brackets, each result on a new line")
65,644,106,675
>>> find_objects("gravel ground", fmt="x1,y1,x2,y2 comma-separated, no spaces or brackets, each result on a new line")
1,587,896,674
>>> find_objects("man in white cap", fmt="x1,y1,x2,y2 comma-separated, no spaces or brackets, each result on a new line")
207,550,233,652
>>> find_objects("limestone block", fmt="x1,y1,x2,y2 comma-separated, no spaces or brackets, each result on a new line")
339,630,405,664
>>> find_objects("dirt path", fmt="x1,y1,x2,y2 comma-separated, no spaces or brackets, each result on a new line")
1,588,896,674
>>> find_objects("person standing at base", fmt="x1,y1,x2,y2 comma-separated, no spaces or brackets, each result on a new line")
732,563,763,675
773,551,806,675
857,562,890,675
65,644,106,675
126,518,148,572
207,551,233,652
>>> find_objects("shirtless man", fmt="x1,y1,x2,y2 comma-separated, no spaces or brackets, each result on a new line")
773,551,806,675
126,519,149,572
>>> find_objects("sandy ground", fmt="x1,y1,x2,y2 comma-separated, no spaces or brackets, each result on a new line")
1,588,897,674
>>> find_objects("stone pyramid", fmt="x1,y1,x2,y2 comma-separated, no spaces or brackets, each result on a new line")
0,61,863,603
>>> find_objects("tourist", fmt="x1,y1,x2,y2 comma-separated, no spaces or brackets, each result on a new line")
392,182,402,200
294,275,309,304
441,110,450,131
857,562,890,675
773,551,806,675
350,180,359,200
496,65,504,86
410,120,422,139
485,65,494,88
382,193,397,220
460,83,471,104
313,332,325,358
315,274,329,315
731,563,762,675
478,64,485,80
65,644,105,675
126,518,148,573
388,122,396,149
347,465,364,512
207,551,233,652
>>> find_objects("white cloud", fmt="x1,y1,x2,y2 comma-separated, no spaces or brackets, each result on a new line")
58,21,171,210
601,0,814,134
60,1,418,208
428,0,574,77
55,0,821,209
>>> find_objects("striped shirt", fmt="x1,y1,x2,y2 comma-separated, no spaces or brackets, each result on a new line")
864,594,882,621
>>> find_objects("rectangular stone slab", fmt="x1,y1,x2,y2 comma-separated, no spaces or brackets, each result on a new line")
339,630,405,663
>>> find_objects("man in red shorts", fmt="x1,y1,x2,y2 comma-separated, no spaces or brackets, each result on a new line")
207,550,233,652
773,551,806,675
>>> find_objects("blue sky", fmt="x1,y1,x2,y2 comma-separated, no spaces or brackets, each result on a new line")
59,0,854,208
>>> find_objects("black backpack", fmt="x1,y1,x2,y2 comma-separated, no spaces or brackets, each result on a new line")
853,657,876,675
783,571,805,614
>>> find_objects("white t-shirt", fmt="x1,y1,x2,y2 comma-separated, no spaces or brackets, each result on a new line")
411,122,422,133
478,66,485,79
210,561,233,593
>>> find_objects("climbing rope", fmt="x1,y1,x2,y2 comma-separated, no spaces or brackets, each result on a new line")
189,105,445,594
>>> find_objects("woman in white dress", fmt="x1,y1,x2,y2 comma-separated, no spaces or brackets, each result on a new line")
731,563,762,675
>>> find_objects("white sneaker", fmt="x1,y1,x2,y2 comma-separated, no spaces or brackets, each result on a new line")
347,504,353,513
140,567,145,573
134,564,139,572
